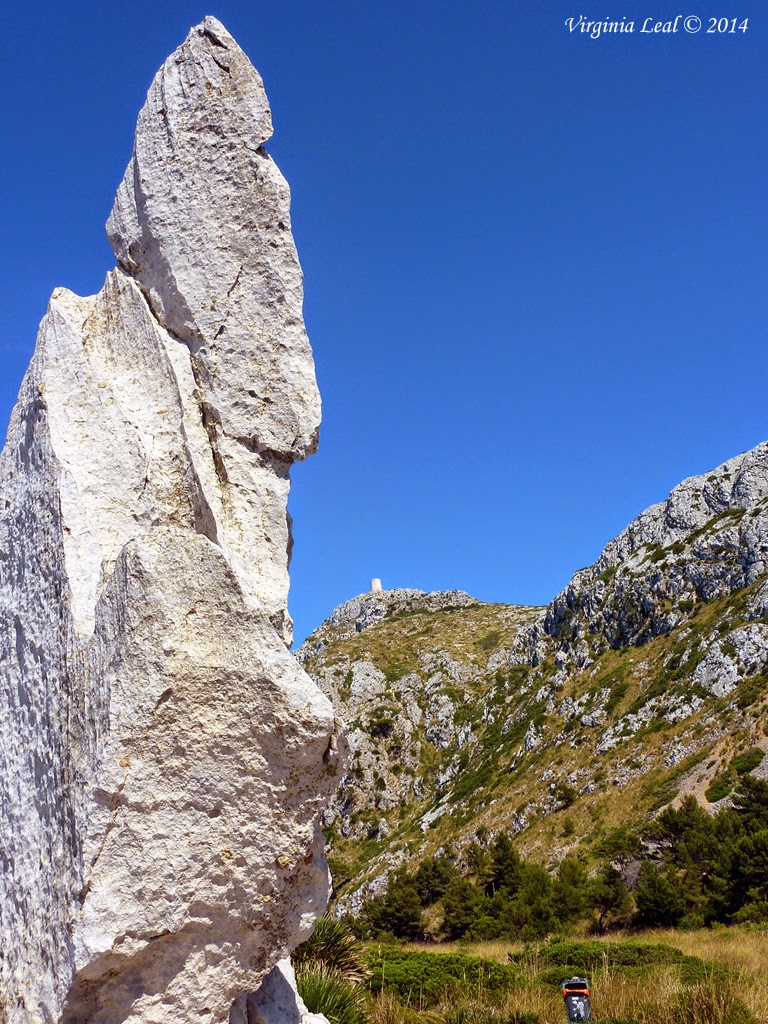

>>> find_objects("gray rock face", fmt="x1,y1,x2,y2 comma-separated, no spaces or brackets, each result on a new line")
546,443,768,649
692,624,768,697
0,18,342,1024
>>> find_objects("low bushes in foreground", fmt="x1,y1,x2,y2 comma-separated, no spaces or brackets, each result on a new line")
366,948,520,1006
295,915,764,1024
364,942,759,1024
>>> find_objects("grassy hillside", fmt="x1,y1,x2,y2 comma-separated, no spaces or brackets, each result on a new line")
300,577,768,916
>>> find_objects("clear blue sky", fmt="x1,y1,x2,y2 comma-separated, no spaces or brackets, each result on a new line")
2,2,766,643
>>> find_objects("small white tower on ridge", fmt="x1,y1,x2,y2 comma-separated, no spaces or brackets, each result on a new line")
370,578,383,593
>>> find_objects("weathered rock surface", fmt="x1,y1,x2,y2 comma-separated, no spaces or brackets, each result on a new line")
691,623,768,697
545,443,768,649
230,959,326,1024
0,17,342,1024
108,15,320,642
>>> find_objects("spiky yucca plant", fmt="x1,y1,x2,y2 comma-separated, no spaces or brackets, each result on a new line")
292,914,369,983
296,966,368,1024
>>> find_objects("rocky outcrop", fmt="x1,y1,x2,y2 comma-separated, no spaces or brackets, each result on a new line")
297,592,540,856
691,623,768,697
297,588,481,659
546,443,768,649
0,18,342,1024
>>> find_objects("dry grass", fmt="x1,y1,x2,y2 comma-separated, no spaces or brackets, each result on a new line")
404,942,521,964
643,928,768,1023
645,928,768,977
394,928,768,1024
371,974,762,1024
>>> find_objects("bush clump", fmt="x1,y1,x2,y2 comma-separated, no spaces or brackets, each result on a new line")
730,747,765,775
365,949,520,1007
705,773,735,803
510,940,724,989
509,939,688,969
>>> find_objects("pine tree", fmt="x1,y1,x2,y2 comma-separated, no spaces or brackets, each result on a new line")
634,861,686,927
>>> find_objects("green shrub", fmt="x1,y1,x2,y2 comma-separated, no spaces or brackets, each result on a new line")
705,773,734,803
511,940,728,989
365,949,519,1006
678,957,732,985
536,965,599,987
296,967,368,1024
730,747,765,775
510,940,689,970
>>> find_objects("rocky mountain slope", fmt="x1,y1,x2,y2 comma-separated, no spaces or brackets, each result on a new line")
298,442,768,913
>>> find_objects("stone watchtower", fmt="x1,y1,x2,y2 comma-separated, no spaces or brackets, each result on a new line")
370,578,383,593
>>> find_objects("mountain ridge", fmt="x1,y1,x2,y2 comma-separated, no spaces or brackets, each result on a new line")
297,440,768,916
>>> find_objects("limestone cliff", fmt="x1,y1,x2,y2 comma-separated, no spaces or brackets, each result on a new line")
544,441,768,650
0,18,343,1024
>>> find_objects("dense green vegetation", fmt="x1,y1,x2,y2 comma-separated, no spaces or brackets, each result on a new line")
348,776,768,941
366,949,519,1004
507,939,729,987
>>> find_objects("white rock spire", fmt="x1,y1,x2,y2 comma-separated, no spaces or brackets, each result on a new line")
0,17,343,1024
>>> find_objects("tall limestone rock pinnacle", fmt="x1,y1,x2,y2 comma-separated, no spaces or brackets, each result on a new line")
0,16,343,1024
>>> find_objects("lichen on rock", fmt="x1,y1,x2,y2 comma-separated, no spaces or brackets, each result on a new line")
0,16,343,1024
